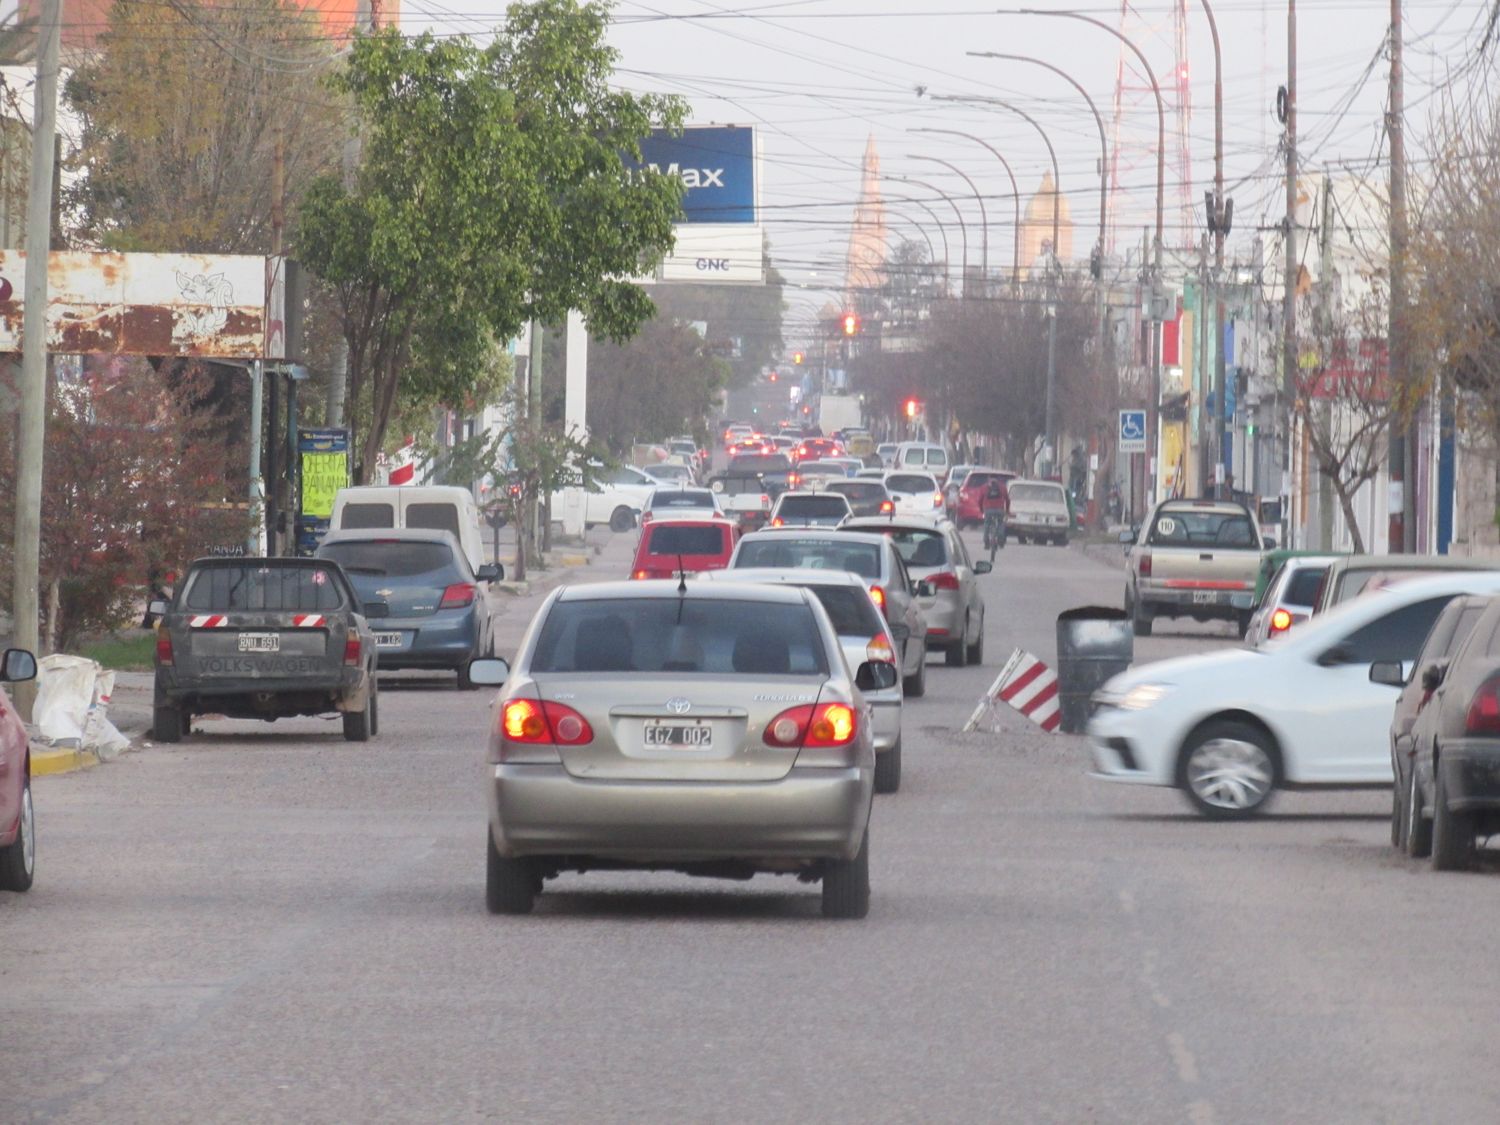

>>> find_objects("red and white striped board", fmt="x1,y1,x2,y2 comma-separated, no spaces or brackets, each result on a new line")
290,614,326,628
188,615,228,628
963,648,1062,734
388,435,417,486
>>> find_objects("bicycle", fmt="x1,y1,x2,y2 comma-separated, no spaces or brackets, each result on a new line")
982,509,1007,563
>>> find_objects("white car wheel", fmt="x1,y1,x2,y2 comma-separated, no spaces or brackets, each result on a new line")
1179,721,1277,818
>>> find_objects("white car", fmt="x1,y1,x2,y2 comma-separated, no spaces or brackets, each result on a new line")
645,462,696,487
641,487,726,524
1244,554,1340,647
882,471,944,516
1087,571,1500,818
552,464,657,532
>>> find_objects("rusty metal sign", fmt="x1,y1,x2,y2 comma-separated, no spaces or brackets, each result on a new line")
0,252,286,358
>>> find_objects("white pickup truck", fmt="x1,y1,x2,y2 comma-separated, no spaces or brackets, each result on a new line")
1121,499,1269,638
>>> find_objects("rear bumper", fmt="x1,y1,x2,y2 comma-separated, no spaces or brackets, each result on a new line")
1139,586,1254,616
369,612,480,669
489,763,873,862
1437,742,1500,812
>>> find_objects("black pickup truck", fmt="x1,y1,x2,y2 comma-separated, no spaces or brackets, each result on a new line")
151,558,383,743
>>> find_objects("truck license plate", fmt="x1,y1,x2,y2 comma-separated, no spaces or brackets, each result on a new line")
374,632,403,649
644,721,712,748
1192,591,1218,605
237,633,280,653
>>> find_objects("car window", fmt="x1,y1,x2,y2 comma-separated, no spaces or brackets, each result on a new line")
1286,567,1329,606
183,563,348,611
1337,597,1454,664
729,455,792,474
867,527,946,568
949,529,973,569
1415,599,1474,666
319,541,463,580
926,450,948,468
734,538,880,578
645,525,729,556
652,491,715,509
778,496,850,516
828,482,882,500
887,474,935,493
1147,509,1253,547
804,584,884,636
531,597,830,676
405,502,461,538
340,502,394,530
1010,483,1065,505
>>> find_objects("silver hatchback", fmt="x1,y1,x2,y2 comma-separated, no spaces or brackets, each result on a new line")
473,581,882,917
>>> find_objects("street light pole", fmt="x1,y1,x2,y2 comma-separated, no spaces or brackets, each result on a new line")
888,175,968,296
907,154,987,294
1282,0,1298,547
909,127,1021,290
883,184,952,284
1196,0,1231,498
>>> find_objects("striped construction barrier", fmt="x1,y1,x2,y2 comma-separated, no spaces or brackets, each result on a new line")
963,648,1062,734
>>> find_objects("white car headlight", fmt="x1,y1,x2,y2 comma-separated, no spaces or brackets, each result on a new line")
1117,683,1174,711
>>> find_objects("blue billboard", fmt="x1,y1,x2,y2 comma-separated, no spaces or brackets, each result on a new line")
632,125,756,224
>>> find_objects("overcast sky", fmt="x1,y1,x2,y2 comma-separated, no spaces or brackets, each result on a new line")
403,0,1496,335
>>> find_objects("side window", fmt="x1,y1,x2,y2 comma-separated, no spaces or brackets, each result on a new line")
949,529,973,569
889,548,912,594
1337,597,1454,665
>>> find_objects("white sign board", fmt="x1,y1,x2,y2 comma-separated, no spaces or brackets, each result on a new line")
659,225,765,284
1118,409,1148,454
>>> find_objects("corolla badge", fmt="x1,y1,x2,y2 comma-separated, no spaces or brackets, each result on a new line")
376,589,394,597
666,697,692,715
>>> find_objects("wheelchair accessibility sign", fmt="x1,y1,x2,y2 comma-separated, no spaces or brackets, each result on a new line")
1118,409,1147,453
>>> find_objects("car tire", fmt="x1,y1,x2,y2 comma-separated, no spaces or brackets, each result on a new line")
1177,718,1279,819
1132,609,1153,637
0,775,35,892
153,703,184,743
1430,764,1474,871
486,829,537,914
343,690,373,742
874,739,901,794
369,679,380,738
821,829,870,919
457,658,476,691
966,619,984,665
1236,611,1252,639
1054,535,1067,547
1406,766,1433,858
946,618,969,667
1391,768,1407,849
903,648,926,698
609,506,635,533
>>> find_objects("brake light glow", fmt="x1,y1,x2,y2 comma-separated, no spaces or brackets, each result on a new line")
343,635,362,666
632,569,649,580
440,582,477,609
869,585,887,614
1139,552,1153,578
502,699,594,745
1466,679,1500,735
866,635,895,663
772,517,784,527
1270,608,1293,634
155,631,173,666
933,493,943,508
928,571,961,591
879,499,894,513
763,703,857,747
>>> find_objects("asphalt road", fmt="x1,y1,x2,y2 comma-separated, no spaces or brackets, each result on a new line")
5,535,1499,1123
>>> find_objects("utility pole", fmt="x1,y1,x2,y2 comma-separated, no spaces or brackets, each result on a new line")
1386,0,1413,551
1282,0,1299,549
11,0,60,714
328,0,375,428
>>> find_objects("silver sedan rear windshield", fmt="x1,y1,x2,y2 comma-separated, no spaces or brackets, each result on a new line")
734,538,881,578
531,598,830,676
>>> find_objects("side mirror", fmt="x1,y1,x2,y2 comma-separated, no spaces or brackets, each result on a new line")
476,563,502,582
855,660,899,692
1,648,36,683
468,657,510,687
1421,661,1449,692
1118,530,1135,546
973,560,993,575
362,600,391,619
148,599,170,618
1368,660,1405,687
1262,536,1276,550
914,580,935,598
1316,644,1353,668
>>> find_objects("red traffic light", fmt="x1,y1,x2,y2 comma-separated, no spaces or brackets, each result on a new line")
768,371,778,382
842,313,859,336
904,398,919,419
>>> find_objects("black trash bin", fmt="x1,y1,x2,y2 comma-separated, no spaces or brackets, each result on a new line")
1055,606,1133,734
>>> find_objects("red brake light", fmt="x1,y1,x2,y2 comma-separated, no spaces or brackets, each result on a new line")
343,635,362,666
155,631,173,666
440,582,477,609
632,568,649,580
928,571,961,591
932,493,943,507
763,703,857,747
1139,552,1153,578
869,584,887,614
771,517,784,527
502,699,593,745
1467,680,1500,735
879,500,894,513
1270,608,1292,633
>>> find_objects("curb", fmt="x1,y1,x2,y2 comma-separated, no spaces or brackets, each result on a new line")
31,745,101,776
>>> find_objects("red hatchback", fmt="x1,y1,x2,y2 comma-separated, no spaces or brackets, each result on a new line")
793,437,844,463
957,470,1016,528
0,647,38,892
631,519,738,580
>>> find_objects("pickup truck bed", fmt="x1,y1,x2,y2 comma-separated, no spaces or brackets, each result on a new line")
1124,500,1265,637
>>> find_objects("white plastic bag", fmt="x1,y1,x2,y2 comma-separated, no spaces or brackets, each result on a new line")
34,654,97,747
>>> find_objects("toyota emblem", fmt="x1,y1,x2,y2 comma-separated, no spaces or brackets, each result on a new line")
666,697,692,715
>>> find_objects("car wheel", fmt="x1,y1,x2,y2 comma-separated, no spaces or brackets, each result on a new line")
457,658,476,691
1391,766,1406,849
1430,764,1474,871
1236,611,1252,639
1177,719,1278,819
486,829,538,914
0,775,35,892
903,647,926,698
369,679,380,738
1406,766,1433,858
1132,608,1153,637
1054,535,1067,547
343,690,373,742
946,617,969,667
609,506,635,533
153,703,184,743
874,739,901,794
821,829,870,919
966,618,984,665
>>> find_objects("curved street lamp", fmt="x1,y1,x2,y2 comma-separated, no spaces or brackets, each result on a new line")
910,126,1022,290
888,173,969,295
907,154,987,291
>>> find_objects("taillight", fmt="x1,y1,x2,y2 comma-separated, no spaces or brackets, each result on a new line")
761,494,771,510
1269,608,1292,634
879,499,894,513
440,582,477,609
866,635,895,663
787,472,801,487
1138,552,1153,578
869,585,887,614
632,568,649,580
763,703,857,747
343,635,362,666
641,511,654,523
929,571,961,591
501,699,593,745
1466,679,1500,735
155,631,173,666
771,517,784,527
932,493,943,507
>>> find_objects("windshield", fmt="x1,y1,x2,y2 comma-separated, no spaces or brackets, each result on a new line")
779,496,850,516
319,540,463,580
804,585,883,636
887,474,935,493
531,597,830,676
183,563,348,611
652,491,715,509
734,537,881,578
644,525,729,556
339,502,394,530
865,526,946,568
1010,483,1065,505
405,503,462,538
1148,509,1254,547
728,455,791,474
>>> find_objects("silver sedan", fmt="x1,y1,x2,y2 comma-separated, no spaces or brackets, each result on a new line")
471,581,884,917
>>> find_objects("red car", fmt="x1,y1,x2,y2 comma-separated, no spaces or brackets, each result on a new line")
630,519,738,580
956,470,1016,528
0,647,38,892
793,437,844,463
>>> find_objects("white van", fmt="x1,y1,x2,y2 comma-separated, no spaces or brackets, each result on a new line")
329,486,492,577
895,442,950,481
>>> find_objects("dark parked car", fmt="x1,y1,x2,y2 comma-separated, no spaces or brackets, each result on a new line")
1383,593,1500,869
318,528,500,690
152,557,381,742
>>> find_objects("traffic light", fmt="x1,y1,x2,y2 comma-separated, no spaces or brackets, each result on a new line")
904,398,918,419
768,371,778,383
842,312,859,336
792,351,804,365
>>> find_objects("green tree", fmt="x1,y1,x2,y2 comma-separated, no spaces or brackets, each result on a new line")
297,1,686,482
587,319,729,455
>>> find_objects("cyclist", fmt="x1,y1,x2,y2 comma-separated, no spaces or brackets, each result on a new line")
981,477,1008,560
